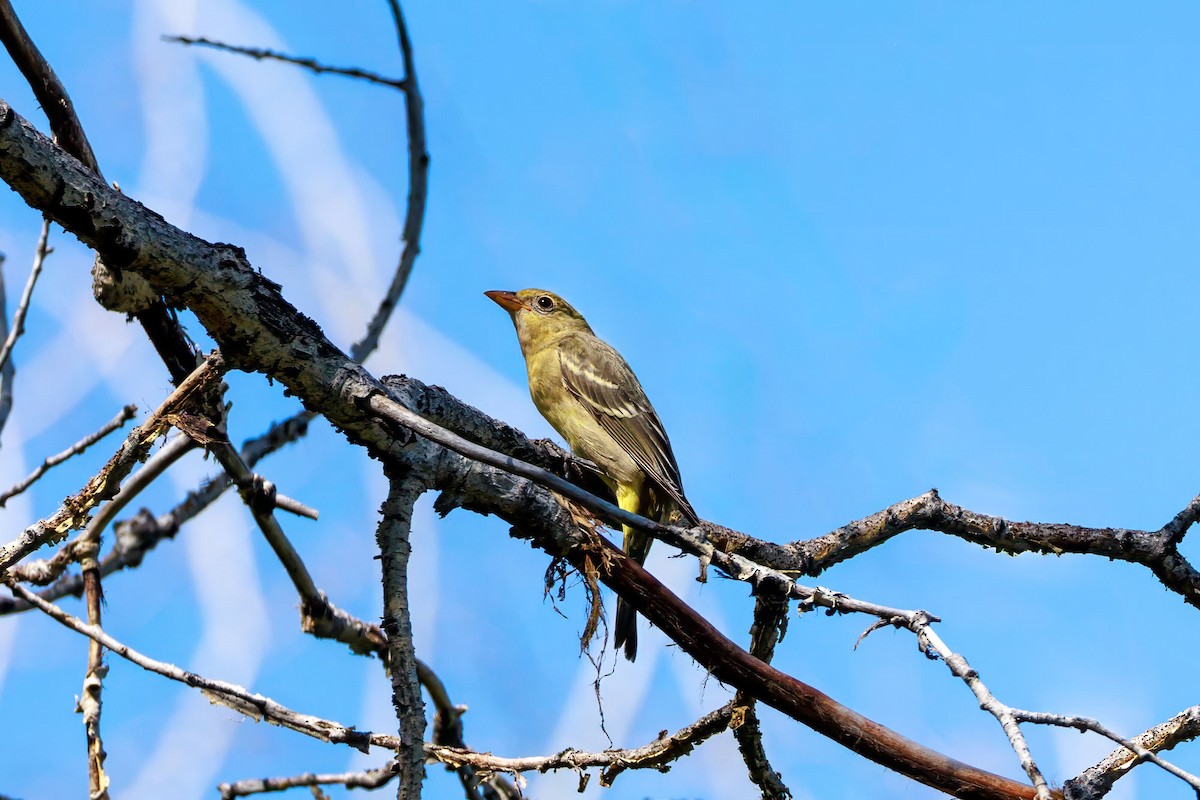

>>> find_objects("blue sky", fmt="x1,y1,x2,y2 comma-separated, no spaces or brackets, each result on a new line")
1,2,1198,798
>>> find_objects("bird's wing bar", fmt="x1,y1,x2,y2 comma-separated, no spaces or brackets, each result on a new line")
559,337,699,526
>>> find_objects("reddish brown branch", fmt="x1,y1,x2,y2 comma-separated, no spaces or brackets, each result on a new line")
571,535,1048,800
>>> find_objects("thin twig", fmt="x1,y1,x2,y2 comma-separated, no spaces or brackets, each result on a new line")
218,762,398,799
910,621,1052,799
0,216,50,373
0,403,137,507
8,582,383,752
0,251,11,440
272,492,319,520
165,36,406,91
349,0,429,362
426,702,736,787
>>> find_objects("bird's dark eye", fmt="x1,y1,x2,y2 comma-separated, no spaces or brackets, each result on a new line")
536,295,555,311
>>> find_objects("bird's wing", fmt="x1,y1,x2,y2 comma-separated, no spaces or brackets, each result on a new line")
558,334,699,526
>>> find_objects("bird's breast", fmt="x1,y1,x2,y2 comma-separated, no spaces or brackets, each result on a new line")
526,349,642,488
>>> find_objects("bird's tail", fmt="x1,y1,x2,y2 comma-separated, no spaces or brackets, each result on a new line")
614,595,638,661
614,525,652,661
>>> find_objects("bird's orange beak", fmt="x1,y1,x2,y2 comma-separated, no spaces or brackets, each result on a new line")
485,290,525,313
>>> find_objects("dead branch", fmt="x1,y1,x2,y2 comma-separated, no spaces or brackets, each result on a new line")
1065,705,1200,798
217,762,399,799
0,353,224,575
9,582,381,753
0,216,50,375
0,404,137,508
165,36,405,91
377,475,427,799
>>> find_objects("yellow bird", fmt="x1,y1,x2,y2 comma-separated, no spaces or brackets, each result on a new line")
486,288,699,661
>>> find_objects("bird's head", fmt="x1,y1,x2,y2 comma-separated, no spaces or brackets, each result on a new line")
485,288,593,353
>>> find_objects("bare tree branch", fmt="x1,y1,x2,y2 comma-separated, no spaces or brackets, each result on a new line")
165,36,406,91
733,593,792,799
0,252,12,440
725,489,1200,613
78,537,109,800
0,415,307,613
0,404,137,508
911,619,1052,798
8,582,382,753
0,215,52,440
428,702,737,790
1065,705,1200,798
377,474,427,799
0,216,50,375
217,762,399,799
349,0,429,362
0,93,1177,799
1014,709,1200,795
0,353,224,576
